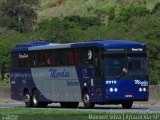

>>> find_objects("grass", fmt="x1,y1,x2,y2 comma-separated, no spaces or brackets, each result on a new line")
0,108,160,120
0,79,10,88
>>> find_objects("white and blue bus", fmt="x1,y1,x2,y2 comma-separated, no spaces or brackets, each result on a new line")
10,40,149,108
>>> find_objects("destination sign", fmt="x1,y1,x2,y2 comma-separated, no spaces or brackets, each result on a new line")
131,48,143,52
106,48,125,52
103,47,145,53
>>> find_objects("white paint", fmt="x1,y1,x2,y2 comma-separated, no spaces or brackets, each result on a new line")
31,66,82,102
91,79,94,86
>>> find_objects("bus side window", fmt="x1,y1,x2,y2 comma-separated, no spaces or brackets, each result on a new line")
53,51,58,66
18,52,30,67
68,49,74,65
55,50,66,66
74,49,79,65
52,51,55,66
60,50,66,66
39,51,52,66
44,52,52,66
31,52,39,67
32,56,38,67
39,52,44,66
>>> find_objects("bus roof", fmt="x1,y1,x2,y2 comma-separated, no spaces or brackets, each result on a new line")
11,40,145,52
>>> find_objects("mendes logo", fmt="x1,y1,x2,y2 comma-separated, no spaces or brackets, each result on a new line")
49,68,69,78
134,80,148,86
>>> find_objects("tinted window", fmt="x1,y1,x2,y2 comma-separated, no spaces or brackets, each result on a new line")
127,53,147,76
102,53,127,77
18,52,30,67
67,49,80,65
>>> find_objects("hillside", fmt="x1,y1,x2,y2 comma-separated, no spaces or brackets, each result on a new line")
38,0,160,20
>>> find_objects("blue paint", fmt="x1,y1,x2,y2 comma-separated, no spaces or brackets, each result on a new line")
11,40,145,52
16,42,51,48
103,79,149,101
71,40,144,48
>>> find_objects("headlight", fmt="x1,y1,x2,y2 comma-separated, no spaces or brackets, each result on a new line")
109,88,113,92
143,88,146,92
114,88,118,92
139,88,142,92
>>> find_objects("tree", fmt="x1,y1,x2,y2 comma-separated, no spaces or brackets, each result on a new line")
152,2,160,16
116,5,150,23
0,0,39,32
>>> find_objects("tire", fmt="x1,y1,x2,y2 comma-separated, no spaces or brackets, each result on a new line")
24,92,32,107
32,90,39,107
82,91,95,108
122,101,133,109
60,102,79,108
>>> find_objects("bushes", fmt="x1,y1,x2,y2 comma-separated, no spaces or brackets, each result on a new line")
37,16,103,43
63,15,102,29
152,2,160,13
0,0,39,32
0,30,28,64
116,5,150,23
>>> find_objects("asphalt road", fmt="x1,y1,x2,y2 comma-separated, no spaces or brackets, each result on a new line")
0,102,160,112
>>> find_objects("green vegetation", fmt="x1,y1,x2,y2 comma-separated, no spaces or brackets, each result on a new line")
38,0,160,20
0,108,159,120
0,0,160,84
0,79,9,88
0,0,39,32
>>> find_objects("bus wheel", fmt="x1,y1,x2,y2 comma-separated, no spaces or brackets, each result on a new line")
32,90,39,107
122,101,133,109
60,102,79,108
83,91,95,108
24,92,32,107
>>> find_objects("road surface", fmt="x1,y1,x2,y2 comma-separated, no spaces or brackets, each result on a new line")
0,102,160,112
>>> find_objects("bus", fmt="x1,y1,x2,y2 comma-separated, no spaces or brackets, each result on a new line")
10,40,149,109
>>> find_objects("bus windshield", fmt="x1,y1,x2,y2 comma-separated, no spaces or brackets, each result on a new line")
102,53,127,77
102,53,147,77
